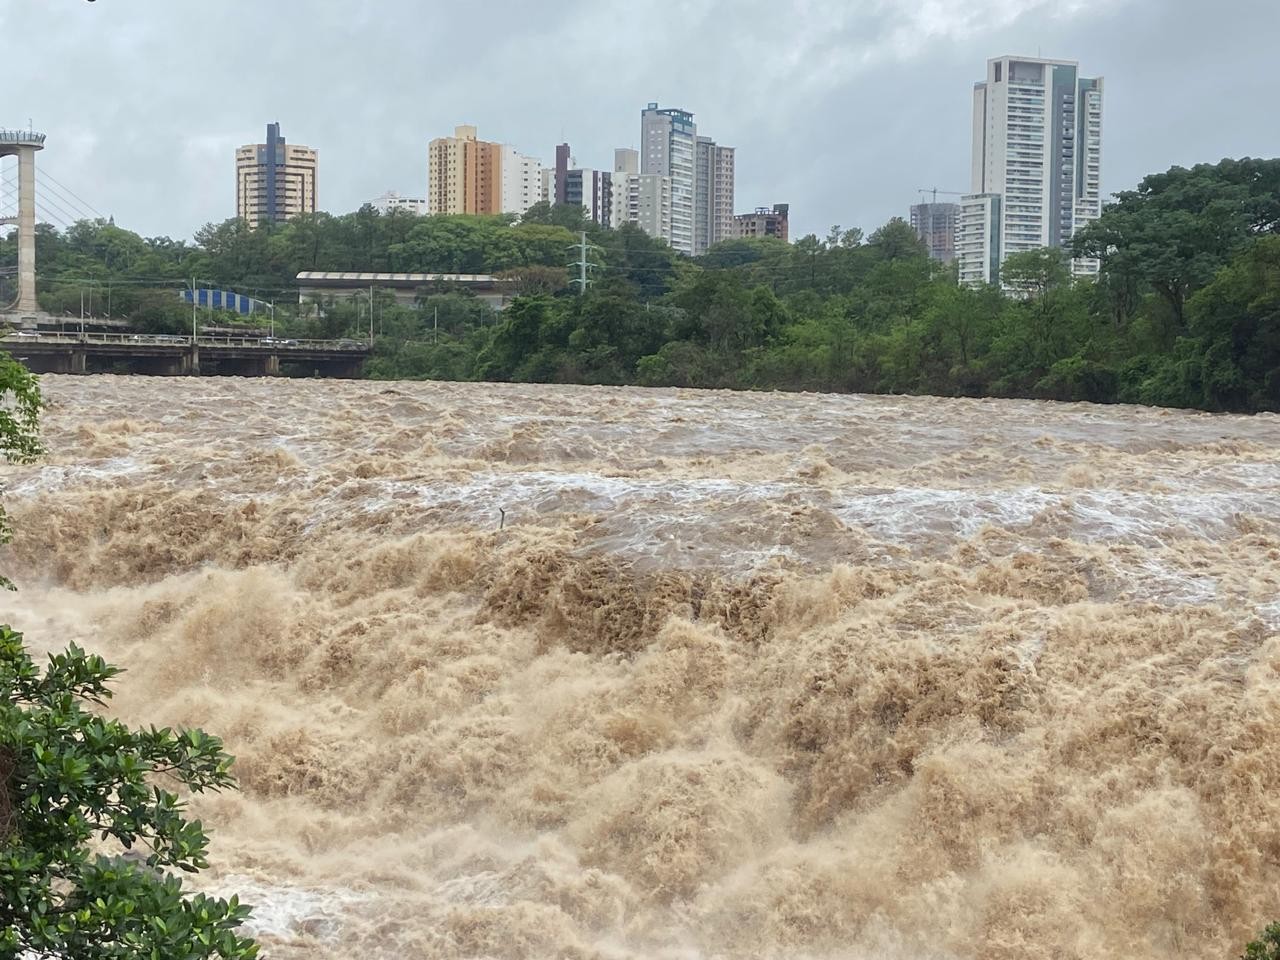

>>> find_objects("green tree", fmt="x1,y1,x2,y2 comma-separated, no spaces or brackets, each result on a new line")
1243,923,1280,960
1075,157,1280,335
0,356,42,590
1184,235,1280,410
867,218,927,262
0,629,258,959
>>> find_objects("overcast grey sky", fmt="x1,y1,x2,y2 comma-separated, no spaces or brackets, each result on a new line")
2,0,1276,242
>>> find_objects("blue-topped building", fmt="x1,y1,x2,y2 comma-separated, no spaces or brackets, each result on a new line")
234,123,318,229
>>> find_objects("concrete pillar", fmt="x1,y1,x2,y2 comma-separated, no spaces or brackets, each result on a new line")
265,355,280,376
188,345,200,376
16,147,37,314
70,349,86,374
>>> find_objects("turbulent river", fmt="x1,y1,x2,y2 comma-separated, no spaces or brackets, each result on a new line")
3,375,1280,959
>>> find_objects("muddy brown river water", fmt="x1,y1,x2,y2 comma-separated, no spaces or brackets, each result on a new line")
3,375,1279,959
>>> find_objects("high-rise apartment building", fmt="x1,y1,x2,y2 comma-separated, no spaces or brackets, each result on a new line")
641,103,697,255
428,125,543,217
553,143,614,227
956,194,1002,286
694,137,736,254
235,123,317,228
428,125,499,215
611,144,672,243
635,105,735,256
566,169,613,227
731,204,789,242
910,202,959,263
612,170,673,244
957,56,1104,286
554,144,573,205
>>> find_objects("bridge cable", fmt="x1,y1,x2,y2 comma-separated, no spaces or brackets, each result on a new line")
36,166,105,220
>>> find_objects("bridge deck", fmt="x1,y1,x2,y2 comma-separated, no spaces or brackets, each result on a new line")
0,333,369,377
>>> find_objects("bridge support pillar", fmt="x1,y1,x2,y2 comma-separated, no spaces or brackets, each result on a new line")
188,346,200,376
15,144,41,315
265,355,280,376
70,349,86,374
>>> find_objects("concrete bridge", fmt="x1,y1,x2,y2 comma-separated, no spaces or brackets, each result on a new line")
0,332,368,378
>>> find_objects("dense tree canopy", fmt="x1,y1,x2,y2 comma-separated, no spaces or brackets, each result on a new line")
4,156,1279,412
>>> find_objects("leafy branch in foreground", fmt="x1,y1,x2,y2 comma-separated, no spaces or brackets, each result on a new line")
0,626,257,959
0,354,42,591
1244,923,1280,960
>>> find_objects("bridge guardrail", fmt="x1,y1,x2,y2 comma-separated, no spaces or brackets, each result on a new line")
0,332,370,351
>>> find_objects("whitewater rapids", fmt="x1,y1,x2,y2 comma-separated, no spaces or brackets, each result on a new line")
3,375,1280,959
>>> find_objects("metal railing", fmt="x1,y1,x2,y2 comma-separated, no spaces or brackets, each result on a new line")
0,129,46,145
0,332,369,351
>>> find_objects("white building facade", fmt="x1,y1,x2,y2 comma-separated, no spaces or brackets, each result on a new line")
610,147,674,243
500,145,545,218
369,191,427,216
958,56,1104,286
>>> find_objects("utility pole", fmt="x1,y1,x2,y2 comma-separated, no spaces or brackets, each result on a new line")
368,285,374,345
433,306,438,345
568,231,601,296
269,300,275,338
79,288,84,341
191,277,197,342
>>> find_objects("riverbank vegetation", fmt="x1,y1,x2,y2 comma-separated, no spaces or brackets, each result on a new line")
3,156,1277,413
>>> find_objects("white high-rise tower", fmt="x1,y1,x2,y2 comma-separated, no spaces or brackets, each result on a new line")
641,103,697,256
957,56,1103,286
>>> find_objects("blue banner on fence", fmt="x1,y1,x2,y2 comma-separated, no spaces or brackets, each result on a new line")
178,288,266,316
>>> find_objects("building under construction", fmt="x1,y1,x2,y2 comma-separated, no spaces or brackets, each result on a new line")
910,201,959,264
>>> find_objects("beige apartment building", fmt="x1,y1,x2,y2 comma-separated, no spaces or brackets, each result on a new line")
428,125,501,215
235,122,317,228
427,125,544,217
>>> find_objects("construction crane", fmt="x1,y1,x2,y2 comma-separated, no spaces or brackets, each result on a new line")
917,187,966,204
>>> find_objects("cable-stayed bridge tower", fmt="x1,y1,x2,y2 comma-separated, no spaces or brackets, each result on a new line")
0,128,45,317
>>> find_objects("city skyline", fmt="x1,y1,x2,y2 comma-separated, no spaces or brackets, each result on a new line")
2,0,1276,244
